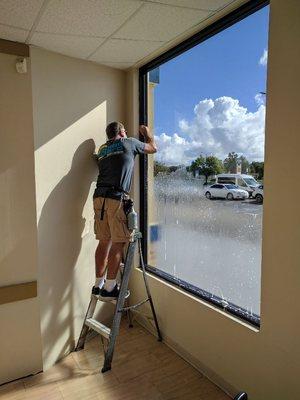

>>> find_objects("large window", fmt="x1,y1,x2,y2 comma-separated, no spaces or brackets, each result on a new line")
140,1,269,326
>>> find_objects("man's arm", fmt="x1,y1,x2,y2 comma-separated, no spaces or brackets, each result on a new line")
139,125,157,154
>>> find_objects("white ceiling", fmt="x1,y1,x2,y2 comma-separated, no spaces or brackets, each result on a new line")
0,0,244,70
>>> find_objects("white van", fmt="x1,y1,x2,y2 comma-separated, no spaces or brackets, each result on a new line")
216,174,260,197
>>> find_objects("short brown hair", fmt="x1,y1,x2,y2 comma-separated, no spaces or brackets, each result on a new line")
106,121,124,139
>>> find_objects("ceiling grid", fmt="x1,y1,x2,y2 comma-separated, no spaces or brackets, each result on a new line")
0,0,243,69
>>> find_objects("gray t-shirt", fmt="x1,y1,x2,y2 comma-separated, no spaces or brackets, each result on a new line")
94,137,145,199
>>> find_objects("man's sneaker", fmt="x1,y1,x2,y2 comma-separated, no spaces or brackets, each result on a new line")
100,284,120,299
92,286,100,295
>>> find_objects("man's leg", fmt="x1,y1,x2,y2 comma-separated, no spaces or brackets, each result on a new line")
95,240,112,277
103,242,126,292
94,240,111,290
93,196,111,291
101,198,131,297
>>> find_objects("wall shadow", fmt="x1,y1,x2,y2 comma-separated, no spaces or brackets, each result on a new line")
37,139,97,363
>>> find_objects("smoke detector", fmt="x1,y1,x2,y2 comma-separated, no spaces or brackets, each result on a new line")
16,58,27,74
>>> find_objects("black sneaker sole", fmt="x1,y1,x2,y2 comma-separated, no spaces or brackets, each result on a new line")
98,290,130,301
92,286,100,295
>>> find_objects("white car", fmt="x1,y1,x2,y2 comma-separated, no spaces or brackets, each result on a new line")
252,185,264,203
205,184,249,200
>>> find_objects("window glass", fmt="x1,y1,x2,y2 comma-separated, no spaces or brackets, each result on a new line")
146,5,269,322
225,184,238,189
238,178,247,187
244,177,259,186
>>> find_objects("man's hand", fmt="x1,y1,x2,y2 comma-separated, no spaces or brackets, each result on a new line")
139,125,157,154
139,125,151,138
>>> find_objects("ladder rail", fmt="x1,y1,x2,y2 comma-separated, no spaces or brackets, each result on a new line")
138,238,162,341
101,238,137,372
75,295,98,351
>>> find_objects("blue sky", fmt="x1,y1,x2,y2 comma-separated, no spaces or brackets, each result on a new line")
152,5,269,165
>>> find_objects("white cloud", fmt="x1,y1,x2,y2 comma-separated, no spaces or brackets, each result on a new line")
254,93,265,106
155,133,203,165
155,96,265,165
259,49,268,66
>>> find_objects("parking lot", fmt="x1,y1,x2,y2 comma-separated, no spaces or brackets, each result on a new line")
150,176,262,315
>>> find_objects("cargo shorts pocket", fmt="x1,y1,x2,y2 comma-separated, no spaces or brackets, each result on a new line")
118,212,131,238
110,206,131,242
93,197,110,240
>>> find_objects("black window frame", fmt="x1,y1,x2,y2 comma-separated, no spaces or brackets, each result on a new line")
139,0,269,328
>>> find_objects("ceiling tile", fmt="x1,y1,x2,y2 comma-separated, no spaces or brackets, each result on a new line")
36,0,142,37
98,61,134,70
194,0,237,11
0,0,44,30
0,24,28,42
30,32,104,59
113,2,210,42
146,0,234,12
90,38,163,63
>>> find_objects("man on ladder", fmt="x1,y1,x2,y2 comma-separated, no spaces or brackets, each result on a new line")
92,121,157,298
76,121,161,373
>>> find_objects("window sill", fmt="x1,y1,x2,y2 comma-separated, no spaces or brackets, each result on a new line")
135,266,260,333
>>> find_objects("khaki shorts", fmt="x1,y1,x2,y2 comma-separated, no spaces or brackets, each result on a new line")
93,197,132,243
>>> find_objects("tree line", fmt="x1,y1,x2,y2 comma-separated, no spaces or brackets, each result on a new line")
154,152,264,184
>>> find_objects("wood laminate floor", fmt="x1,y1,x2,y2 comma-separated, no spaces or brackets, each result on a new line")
0,322,231,400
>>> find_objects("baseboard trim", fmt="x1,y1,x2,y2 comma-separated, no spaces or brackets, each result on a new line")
0,281,37,305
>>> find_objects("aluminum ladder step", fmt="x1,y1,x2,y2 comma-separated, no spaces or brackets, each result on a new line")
85,318,111,339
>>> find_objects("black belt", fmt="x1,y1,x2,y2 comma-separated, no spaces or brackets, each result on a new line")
97,185,129,196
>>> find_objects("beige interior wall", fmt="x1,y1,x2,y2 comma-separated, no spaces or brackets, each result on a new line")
30,47,126,369
0,52,43,383
128,1,300,399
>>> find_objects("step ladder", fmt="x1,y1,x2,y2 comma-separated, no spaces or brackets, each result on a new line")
75,231,162,373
